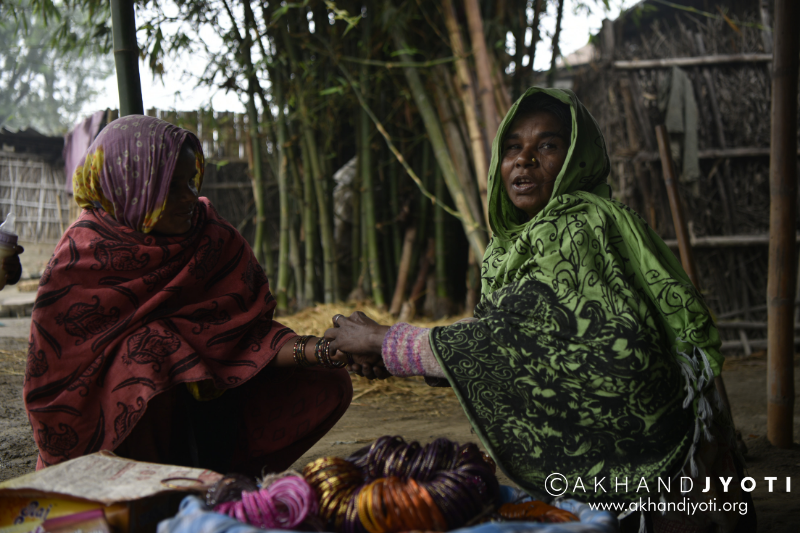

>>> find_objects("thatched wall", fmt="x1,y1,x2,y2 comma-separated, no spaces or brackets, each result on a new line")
573,0,799,353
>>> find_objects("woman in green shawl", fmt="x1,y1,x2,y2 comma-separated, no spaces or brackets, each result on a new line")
326,88,750,532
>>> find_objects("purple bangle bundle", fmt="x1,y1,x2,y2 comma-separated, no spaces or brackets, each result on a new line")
303,436,500,533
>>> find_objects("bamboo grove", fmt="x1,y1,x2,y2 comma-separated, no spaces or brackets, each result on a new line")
18,0,591,315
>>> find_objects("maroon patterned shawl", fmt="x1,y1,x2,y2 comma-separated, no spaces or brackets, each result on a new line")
24,198,295,466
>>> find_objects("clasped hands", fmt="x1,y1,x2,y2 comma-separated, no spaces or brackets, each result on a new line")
324,311,391,380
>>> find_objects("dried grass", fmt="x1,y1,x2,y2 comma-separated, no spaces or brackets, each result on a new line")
276,301,467,337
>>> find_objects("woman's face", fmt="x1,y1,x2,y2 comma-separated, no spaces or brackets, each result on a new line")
500,110,570,220
152,144,199,235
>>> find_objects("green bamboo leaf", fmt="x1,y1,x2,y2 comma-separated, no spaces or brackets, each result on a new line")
319,86,344,96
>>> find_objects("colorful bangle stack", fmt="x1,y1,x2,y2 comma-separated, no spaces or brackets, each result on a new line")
302,436,500,533
314,337,347,369
292,335,315,367
303,457,363,530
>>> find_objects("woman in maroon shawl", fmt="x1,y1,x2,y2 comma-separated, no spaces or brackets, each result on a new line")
24,115,352,475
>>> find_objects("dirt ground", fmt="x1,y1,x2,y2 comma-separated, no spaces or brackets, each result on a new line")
1,317,799,531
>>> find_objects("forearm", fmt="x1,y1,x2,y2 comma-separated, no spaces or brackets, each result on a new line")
269,335,320,367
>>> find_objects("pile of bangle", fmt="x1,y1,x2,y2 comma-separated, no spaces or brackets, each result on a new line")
206,474,319,529
292,335,346,369
302,436,500,533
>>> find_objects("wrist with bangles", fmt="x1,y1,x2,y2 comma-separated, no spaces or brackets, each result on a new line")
292,335,348,369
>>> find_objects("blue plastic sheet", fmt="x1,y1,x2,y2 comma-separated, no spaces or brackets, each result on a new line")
158,488,618,533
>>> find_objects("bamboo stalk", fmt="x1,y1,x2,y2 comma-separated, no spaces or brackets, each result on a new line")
288,146,306,306
389,226,417,316
722,337,800,352
463,0,499,141
351,131,362,292
662,233,800,248
284,29,337,303
656,125,699,287
240,28,267,274
614,53,773,70
359,104,384,307
299,132,318,305
410,141,432,277
716,321,800,330
487,47,512,116
389,162,402,269
110,0,143,116
272,64,291,311
547,0,565,87
767,0,799,449
617,146,800,162
360,187,372,297
441,0,490,224
356,11,384,307
431,73,485,229
434,163,448,302
391,27,487,260
409,238,435,306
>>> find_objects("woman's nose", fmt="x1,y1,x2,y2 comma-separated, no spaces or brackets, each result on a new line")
516,148,537,167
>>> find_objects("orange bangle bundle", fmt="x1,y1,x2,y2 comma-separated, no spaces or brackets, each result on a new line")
357,477,447,533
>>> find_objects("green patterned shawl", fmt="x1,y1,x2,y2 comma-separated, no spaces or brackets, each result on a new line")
429,87,723,503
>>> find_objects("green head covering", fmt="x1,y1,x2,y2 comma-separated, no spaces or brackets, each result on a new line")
488,87,611,241
429,87,725,503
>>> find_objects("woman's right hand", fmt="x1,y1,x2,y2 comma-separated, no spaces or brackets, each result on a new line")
325,312,391,380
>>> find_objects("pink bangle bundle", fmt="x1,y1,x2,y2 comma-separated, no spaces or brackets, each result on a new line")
214,475,319,529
